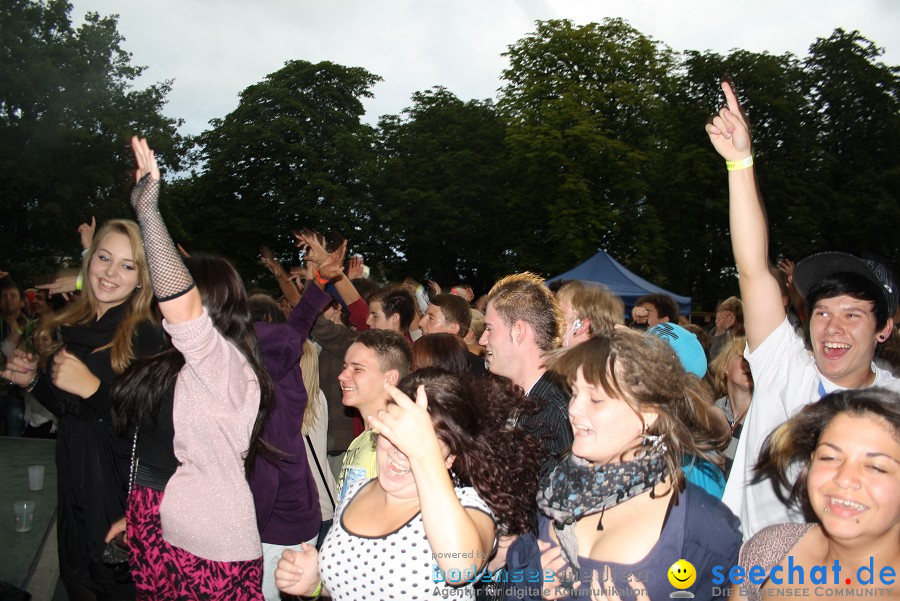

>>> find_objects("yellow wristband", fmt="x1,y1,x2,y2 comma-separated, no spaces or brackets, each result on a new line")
726,156,753,171
310,581,323,598
75,273,83,291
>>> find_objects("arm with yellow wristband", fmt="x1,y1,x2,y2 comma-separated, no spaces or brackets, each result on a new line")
705,80,785,352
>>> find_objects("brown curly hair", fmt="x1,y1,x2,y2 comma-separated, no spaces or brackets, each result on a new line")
397,369,547,535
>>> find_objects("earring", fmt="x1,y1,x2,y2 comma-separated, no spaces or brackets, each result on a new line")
136,283,142,289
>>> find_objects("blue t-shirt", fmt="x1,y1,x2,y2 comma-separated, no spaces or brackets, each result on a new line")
506,484,741,600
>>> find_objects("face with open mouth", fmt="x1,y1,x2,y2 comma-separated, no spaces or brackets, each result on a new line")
568,367,652,465
809,295,889,388
375,429,454,499
338,342,391,415
808,413,900,542
88,231,140,318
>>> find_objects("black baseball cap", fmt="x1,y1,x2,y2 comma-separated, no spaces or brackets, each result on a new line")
794,252,897,316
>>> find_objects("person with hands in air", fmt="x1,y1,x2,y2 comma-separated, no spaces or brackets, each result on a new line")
707,81,900,540
276,368,546,600
106,136,272,600
2,213,163,600
249,236,350,601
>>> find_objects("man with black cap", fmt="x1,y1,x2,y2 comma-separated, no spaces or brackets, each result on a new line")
707,80,899,539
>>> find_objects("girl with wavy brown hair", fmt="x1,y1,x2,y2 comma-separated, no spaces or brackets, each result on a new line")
506,331,741,600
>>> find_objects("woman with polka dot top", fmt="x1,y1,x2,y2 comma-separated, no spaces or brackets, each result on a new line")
274,368,546,600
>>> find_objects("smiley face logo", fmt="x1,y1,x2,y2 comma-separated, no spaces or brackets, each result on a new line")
667,559,696,589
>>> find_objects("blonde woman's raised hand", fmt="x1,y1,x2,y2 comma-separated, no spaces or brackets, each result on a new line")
78,216,96,250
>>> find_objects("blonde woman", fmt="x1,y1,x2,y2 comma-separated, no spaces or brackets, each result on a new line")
709,336,753,477
300,340,338,546
3,219,164,600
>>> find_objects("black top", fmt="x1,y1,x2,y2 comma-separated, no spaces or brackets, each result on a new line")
33,303,165,597
521,371,573,458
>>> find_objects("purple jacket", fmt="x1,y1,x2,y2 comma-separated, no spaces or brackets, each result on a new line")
250,285,332,545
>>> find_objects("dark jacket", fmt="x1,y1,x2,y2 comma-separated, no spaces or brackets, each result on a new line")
33,302,165,597
250,284,331,545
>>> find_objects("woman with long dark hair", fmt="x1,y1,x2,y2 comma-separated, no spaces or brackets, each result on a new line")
274,368,547,600
2,219,163,601
106,137,272,599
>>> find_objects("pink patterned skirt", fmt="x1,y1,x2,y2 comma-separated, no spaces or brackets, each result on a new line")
127,485,263,601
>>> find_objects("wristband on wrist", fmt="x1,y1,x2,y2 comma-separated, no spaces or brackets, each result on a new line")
75,273,83,291
310,581,323,598
314,269,329,286
726,155,754,171
25,370,39,393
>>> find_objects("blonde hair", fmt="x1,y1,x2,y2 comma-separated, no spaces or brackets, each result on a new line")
708,336,748,397
300,340,322,435
487,272,563,352
39,220,156,373
556,280,624,337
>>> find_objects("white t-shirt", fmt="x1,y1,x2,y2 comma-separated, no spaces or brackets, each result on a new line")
319,479,494,600
722,318,900,540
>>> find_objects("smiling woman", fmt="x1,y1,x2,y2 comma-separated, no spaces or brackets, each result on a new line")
0,219,165,600
737,388,900,600
274,368,547,600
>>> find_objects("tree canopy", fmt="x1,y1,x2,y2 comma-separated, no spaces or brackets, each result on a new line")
1,0,187,278
4,4,897,311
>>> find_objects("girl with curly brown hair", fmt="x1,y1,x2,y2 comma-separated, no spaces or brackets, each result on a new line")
274,368,547,600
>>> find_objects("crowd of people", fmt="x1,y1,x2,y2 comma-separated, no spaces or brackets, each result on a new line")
1,82,898,601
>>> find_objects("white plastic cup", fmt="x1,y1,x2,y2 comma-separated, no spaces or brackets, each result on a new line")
14,501,35,532
28,465,45,491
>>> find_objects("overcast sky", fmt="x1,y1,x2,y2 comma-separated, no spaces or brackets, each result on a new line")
68,0,899,136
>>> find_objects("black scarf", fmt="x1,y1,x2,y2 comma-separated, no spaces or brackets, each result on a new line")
537,437,668,572
59,302,129,359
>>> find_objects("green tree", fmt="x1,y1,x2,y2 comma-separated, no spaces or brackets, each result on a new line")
372,87,509,290
804,29,900,266
0,0,187,279
174,59,381,284
665,48,817,308
498,18,676,286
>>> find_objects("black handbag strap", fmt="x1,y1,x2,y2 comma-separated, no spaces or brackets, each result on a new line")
305,434,336,510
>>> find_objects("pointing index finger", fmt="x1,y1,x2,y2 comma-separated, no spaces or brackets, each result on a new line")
721,80,741,115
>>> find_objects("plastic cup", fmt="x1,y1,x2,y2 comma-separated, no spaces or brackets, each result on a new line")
28,465,45,491
14,501,35,532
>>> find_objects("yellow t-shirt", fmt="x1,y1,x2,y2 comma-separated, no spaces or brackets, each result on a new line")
336,430,378,501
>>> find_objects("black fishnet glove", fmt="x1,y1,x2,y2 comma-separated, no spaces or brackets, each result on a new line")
130,174,194,301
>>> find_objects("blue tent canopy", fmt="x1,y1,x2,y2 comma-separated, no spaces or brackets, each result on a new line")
547,250,691,315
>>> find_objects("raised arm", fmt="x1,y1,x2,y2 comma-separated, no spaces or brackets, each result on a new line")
371,385,494,582
129,136,201,324
706,81,784,351
261,246,301,307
